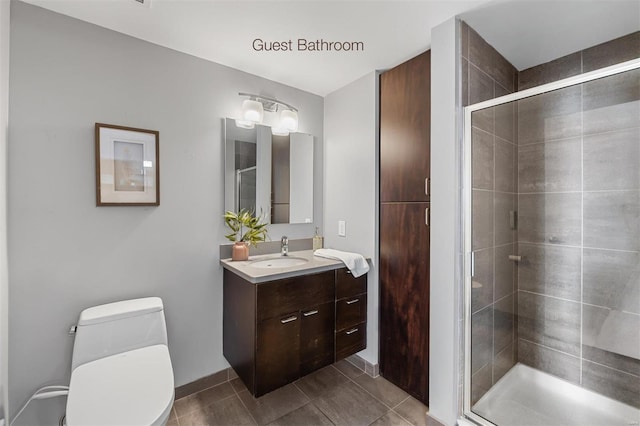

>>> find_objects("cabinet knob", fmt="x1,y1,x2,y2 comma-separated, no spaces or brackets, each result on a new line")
346,299,359,305
280,315,298,324
303,310,318,317
346,328,359,335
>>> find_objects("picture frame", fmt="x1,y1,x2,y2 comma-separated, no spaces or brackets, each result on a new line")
95,123,160,206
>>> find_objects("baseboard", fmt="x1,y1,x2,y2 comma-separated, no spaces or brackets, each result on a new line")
174,367,236,400
346,354,379,378
176,356,378,400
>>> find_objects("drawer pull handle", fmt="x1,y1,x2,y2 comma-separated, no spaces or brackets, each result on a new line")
346,328,359,335
303,310,318,317
345,270,352,275
346,299,359,305
280,316,298,324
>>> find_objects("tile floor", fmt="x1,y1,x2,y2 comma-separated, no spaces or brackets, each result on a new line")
168,360,443,426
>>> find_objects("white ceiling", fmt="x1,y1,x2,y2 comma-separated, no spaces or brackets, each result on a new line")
461,0,640,71
22,0,487,96
21,0,638,94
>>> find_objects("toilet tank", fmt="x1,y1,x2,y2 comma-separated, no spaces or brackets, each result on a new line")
71,297,168,370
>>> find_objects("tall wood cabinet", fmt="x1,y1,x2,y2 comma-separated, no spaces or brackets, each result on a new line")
379,50,431,404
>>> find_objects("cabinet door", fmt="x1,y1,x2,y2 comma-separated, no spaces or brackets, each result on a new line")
256,311,300,396
257,271,334,322
300,301,335,375
380,50,430,203
379,202,430,403
336,293,367,331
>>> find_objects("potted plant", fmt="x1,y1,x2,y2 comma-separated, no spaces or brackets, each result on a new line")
224,209,268,261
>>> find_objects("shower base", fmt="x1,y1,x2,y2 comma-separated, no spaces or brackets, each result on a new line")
472,363,640,426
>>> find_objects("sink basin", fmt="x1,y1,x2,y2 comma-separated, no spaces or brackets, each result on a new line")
249,256,309,269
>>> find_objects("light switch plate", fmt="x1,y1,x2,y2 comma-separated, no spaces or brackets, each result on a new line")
338,220,346,237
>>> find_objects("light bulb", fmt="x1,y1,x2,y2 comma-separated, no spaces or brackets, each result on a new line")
279,109,298,132
241,99,264,123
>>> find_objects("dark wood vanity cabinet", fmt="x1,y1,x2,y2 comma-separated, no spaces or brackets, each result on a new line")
223,267,367,397
335,268,367,360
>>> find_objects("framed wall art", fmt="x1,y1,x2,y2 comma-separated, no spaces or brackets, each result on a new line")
95,123,160,206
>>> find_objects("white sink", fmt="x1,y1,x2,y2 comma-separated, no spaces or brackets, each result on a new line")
249,256,309,269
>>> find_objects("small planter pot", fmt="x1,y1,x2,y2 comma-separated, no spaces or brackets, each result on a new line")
232,242,249,261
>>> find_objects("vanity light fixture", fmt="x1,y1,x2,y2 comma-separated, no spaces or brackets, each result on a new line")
237,92,299,134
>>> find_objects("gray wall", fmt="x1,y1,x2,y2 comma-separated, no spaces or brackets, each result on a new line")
1,0,9,420
8,2,323,423
323,72,379,364
429,17,458,426
514,32,640,409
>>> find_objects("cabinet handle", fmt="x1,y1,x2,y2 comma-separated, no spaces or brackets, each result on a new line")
425,207,430,226
425,178,430,196
303,310,318,317
346,328,359,335
346,299,359,305
280,315,298,324
345,270,352,275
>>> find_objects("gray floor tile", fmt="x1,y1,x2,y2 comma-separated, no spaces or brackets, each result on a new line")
179,394,256,426
369,411,411,426
238,384,310,425
353,374,410,408
393,397,429,426
295,365,350,399
314,380,388,426
334,359,365,379
231,377,249,393
267,403,334,426
174,381,236,418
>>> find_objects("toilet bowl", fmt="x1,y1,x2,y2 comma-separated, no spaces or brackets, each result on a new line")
65,297,175,426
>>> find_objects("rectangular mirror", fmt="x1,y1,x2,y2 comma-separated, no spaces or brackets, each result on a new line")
224,118,314,224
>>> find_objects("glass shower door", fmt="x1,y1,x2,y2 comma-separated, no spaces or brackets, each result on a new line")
465,65,640,426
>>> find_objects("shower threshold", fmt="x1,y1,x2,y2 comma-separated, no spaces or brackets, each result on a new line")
472,363,640,426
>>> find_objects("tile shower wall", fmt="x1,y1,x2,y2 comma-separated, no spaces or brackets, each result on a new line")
515,32,640,408
461,21,519,405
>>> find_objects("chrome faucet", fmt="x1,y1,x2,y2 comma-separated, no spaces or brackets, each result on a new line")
281,236,289,256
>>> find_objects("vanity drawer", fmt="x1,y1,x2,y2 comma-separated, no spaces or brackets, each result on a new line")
257,271,334,321
336,268,367,300
336,323,366,361
336,294,367,331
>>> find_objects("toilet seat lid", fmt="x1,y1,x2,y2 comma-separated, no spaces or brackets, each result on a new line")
66,344,174,426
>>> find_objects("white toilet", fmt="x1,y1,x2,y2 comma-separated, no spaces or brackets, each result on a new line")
65,297,175,426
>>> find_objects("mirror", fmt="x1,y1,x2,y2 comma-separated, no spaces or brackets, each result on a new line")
224,118,314,224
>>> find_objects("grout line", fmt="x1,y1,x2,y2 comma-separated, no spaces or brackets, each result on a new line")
175,393,238,421
337,364,403,412
518,289,580,304
519,338,580,360
389,407,418,426
518,241,640,254
518,189,640,195
391,395,412,410
233,389,259,426
292,381,312,402
581,301,640,317
581,358,640,379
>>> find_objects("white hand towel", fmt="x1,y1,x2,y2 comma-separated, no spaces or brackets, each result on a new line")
314,248,370,278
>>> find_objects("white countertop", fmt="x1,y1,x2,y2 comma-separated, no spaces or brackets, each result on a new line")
220,250,346,283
